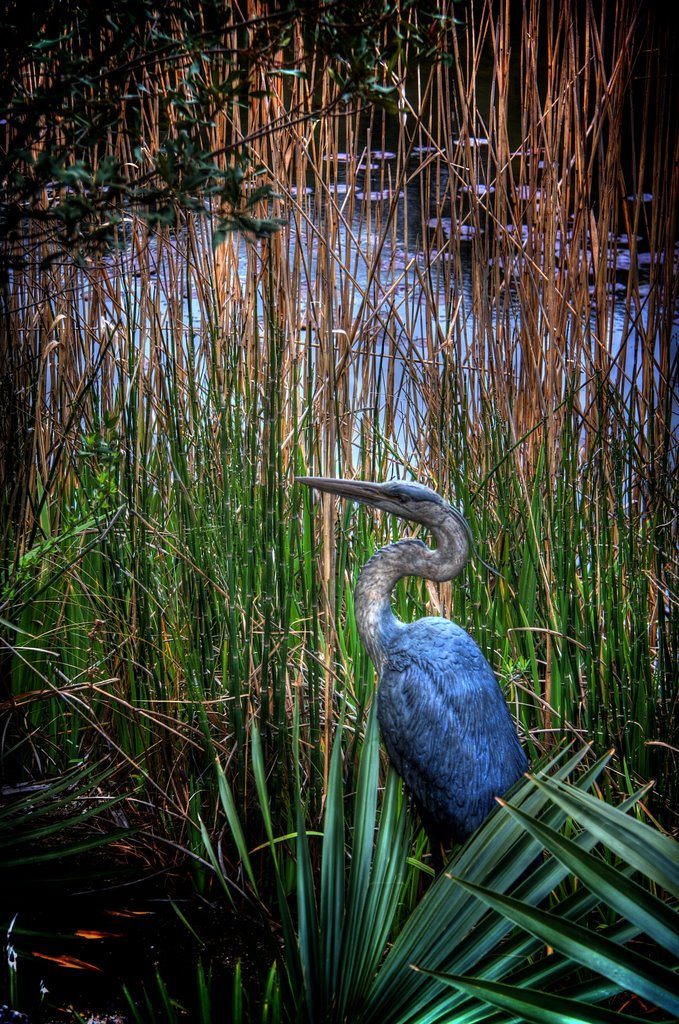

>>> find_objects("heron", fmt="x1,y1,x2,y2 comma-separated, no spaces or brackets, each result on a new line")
298,476,528,868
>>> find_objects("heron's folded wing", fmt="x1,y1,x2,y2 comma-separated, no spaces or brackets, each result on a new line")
378,621,526,837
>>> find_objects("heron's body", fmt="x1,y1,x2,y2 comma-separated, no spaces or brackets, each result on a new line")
377,617,527,841
298,476,528,856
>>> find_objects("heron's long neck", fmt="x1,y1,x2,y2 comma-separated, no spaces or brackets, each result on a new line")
354,515,469,672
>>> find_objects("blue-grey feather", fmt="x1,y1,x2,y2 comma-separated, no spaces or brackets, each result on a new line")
377,617,528,840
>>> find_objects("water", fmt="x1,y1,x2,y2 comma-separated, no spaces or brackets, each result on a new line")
3,874,271,1022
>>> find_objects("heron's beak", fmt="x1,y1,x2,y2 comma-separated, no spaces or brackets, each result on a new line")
297,476,386,507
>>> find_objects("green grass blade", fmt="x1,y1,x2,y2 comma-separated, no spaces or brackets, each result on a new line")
214,758,259,897
339,708,381,1001
215,761,260,897
251,720,274,843
250,719,303,1001
198,816,235,908
2,827,135,867
320,725,345,1003
231,961,244,1023
295,780,320,1021
195,959,210,1024
339,762,410,1016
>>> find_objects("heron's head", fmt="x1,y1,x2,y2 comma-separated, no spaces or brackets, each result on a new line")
297,476,464,532
298,477,502,579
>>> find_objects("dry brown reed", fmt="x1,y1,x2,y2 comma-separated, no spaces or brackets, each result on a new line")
1,0,677,836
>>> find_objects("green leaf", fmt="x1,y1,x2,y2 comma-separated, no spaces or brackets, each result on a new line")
416,969,657,1024
362,751,584,1023
453,879,679,1017
500,798,679,957
532,776,679,899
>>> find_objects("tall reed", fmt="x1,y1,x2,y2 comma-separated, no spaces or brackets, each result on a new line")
1,0,676,876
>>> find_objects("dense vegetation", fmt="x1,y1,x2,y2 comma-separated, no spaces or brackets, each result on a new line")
1,0,677,1020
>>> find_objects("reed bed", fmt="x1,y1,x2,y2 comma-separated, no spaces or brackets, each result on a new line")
1,0,677,885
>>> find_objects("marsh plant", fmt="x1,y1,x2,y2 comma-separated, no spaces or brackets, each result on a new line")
1,0,677,1019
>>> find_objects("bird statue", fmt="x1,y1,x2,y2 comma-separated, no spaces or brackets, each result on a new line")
298,476,528,867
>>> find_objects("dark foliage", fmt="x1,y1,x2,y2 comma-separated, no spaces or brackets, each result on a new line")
0,0,454,273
